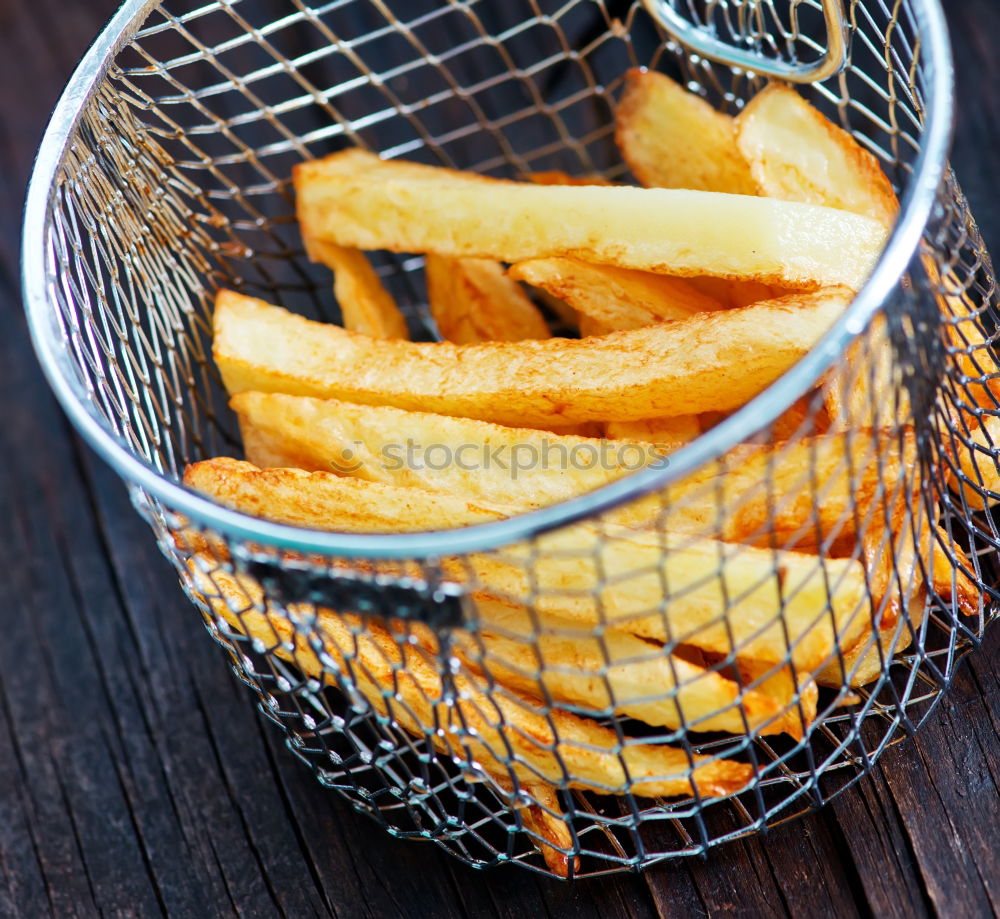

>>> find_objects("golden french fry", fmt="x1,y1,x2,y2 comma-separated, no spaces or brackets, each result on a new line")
304,238,408,339
816,512,925,688
184,459,869,671
722,657,818,740
928,524,980,618
192,563,754,799
925,257,1000,509
509,258,724,331
486,773,579,877
733,89,901,431
232,392,662,508
732,84,902,433
184,457,513,531
943,411,1000,510
822,317,903,432
614,69,755,194
735,83,899,229
214,288,853,425
229,391,908,546
931,260,1000,413
294,149,886,289
603,415,702,449
425,254,550,343
457,596,799,736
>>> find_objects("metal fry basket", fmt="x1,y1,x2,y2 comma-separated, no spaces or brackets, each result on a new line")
23,0,1000,878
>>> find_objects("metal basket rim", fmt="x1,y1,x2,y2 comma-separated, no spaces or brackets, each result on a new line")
22,0,956,560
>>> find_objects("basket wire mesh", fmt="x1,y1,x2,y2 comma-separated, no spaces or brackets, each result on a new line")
22,0,1000,878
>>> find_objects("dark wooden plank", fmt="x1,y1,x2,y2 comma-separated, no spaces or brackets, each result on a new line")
0,0,1000,916
828,767,932,919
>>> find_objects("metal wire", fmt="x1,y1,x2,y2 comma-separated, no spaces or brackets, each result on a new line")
22,0,1000,878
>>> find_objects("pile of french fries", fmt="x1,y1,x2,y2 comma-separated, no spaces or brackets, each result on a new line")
182,70,982,875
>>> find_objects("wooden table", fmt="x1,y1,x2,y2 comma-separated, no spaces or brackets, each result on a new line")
4,1,1000,915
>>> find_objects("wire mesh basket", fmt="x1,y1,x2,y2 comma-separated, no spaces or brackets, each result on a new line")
22,0,1000,878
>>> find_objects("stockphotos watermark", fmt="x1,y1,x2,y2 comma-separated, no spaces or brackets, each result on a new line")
329,438,672,480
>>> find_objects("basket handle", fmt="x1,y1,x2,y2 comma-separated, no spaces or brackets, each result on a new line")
243,558,466,630
641,0,848,83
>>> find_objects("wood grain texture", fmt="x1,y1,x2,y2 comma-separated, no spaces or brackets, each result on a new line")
3,0,1000,916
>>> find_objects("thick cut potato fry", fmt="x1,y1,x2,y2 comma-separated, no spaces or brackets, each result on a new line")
193,563,754,799
214,288,853,425
744,662,818,736
731,85,902,431
479,528,868,671
603,415,702,449
929,523,980,617
459,597,801,736
509,258,724,331
425,254,550,343
823,317,903,431
927,258,1000,508
184,459,869,671
294,150,886,289
943,411,1000,511
304,238,408,340
736,84,899,229
232,393,663,509
614,69,756,195
819,517,981,688
487,774,579,877
704,655,818,738
184,458,513,531
816,513,925,688
932,261,1000,413
230,391,908,546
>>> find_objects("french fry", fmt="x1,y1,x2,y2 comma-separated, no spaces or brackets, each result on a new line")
614,69,756,194
184,457,513,531
192,563,755,799
487,774,579,877
509,258,724,331
929,523,981,617
731,84,902,435
735,84,899,229
304,238,409,340
229,392,910,547
719,656,818,740
816,513,925,688
732,88,902,432
927,258,1000,508
932,261,1000,413
232,393,664,510
184,458,870,671
294,149,886,289
942,411,1000,511
214,288,854,425
822,317,903,432
456,596,801,736
425,254,550,344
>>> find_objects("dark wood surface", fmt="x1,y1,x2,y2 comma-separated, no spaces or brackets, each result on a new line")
4,0,1000,916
